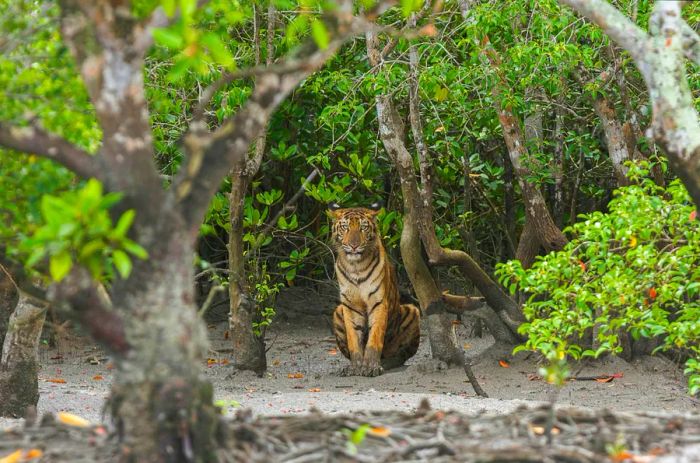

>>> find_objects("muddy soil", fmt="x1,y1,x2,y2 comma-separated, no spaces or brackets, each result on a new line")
1,287,697,430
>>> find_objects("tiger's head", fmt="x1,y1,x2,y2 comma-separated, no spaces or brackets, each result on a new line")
328,203,382,262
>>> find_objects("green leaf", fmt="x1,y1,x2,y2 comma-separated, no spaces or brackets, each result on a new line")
25,248,46,268
50,251,73,281
113,250,133,279
41,196,68,224
311,20,330,50
78,239,105,260
167,58,192,82
122,239,149,260
161,0,177,16
114,210,136,238
400,0,422,17
153,28,185,50
200,32,234,69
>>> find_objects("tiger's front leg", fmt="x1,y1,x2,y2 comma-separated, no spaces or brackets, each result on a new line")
361,302,388,377
334,304,366,376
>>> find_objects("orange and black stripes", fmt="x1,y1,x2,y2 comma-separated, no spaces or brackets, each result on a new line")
328,205,420,376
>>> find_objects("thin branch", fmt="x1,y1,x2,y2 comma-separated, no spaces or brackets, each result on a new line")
0,122,102,179
259,168,319,239
0,250,46,303
48,267,129,356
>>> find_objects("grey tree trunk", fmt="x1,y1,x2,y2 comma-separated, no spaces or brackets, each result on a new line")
0,271,18,352
0,293,46,417
228,2,274,374
593,95,631,186
229,169,266,373
107,231,219,461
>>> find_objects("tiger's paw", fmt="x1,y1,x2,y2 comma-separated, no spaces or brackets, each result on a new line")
339,364,363,376
360,348,383,376
359,363,383,377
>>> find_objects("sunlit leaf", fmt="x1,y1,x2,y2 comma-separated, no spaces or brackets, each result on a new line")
49,251,72,281
311,20,330,50
112,250,132,278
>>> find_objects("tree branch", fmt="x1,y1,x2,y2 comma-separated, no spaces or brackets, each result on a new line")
57,0,163,202
48,267,129,356
557,0,650,68
560,0,700,209
0,122,102,180
174,11,388,232
0,250,46,304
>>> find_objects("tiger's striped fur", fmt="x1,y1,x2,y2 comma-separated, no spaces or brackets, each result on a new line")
329,204,420,377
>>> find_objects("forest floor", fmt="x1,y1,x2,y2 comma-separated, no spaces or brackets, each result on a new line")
1,286,698,426
1,287,700,461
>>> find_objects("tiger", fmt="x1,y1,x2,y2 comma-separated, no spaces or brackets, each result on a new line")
328,203,420,377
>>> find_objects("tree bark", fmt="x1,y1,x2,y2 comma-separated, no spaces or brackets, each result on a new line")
228,3,273,374
0,293,46,417
105,233,220,461
0,270,18,352
482,44,568,265
228,157,265,373
593,95,631,186
559,0,700,210
0,0,427,458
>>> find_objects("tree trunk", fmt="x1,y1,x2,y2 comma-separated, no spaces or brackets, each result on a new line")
0,293,46,417
552,94,566,228
482,44,568,257
227,1,272,374
108,231,220,462
593,95,631,186
228,170,266,374
400,201,462,364
0,270,18,352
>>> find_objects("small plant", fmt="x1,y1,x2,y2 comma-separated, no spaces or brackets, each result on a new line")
342,424,370,456
250,265,283,337
278,247,310,283
214,399,242,415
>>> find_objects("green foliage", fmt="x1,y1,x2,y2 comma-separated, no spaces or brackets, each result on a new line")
342,424,370,456
250,266,283,337
497,163,700,394
21,180,148,282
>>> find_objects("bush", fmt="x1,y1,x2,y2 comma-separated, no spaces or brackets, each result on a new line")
497,163,700,394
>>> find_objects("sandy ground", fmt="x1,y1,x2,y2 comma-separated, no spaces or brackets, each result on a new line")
1,287,698,430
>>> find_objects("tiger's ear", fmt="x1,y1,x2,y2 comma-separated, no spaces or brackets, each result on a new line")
368,201,383,216
327,202,342,219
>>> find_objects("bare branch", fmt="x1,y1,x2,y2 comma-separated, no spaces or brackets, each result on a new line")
557,0,650,68
441,292,486,315
0,249,46,304
48,267,129,356
0,122,102,179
